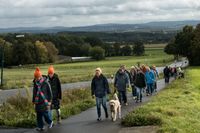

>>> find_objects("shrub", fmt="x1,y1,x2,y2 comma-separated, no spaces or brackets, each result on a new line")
122,112,162,127
89,46,105,60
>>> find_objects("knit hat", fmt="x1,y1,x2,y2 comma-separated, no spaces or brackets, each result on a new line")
48,65,55,74
34,67,42,79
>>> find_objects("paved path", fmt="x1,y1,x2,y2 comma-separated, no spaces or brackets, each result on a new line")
0,78,171,133
0,60,189,133
0,60,188,104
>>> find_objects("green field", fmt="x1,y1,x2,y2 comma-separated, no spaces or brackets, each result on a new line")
2,48,173,89
122,67,200,133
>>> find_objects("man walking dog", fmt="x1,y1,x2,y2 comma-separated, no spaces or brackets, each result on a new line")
91,68,111,121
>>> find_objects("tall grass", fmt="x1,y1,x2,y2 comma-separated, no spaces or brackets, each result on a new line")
0,87,95,128
122,67,200,133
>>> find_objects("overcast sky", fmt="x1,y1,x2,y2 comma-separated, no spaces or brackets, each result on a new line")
0,0,200,28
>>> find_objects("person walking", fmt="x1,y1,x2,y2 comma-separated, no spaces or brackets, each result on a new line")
130,66,137,99
134,68,146,103
91,68,110,121
114,66,129,105
145,66,155,96
32,67,53,131
163,66,170,83
152,65,159,92
47,66,62,124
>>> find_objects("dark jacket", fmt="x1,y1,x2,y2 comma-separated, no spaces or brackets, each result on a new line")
125,70,131,83
48,73,62,100
114,71,129,91
130,70,137,85
135,71,146,88
91,74,110,98
32,76,52,112
164,67,170,77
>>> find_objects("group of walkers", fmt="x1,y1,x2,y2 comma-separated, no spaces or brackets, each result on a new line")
32,63,185,130
91,64,159,121
163,66,184,84
32,66,62,131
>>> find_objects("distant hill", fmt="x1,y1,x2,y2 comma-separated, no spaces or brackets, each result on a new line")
0,20,199,33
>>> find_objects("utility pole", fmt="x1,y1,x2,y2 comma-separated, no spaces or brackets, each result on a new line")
0,35,24,87
1,40,5,86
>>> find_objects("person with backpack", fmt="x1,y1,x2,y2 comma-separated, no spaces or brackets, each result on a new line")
114,66,129,106
32,67,53,131
134,68,146,102
47,66,62,124
145,66,155,96
91,68,111,121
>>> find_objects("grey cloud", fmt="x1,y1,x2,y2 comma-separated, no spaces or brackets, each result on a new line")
0,0,199,28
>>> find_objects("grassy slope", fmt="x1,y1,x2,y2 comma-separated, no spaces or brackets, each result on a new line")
3,48,173,89
122,67,200,133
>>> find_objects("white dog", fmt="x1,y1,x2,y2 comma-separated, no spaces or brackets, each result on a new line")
109,93,121,122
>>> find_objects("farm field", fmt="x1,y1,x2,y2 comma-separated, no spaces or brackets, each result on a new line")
2,47,173,89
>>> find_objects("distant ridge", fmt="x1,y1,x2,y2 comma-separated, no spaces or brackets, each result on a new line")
0,20,199,33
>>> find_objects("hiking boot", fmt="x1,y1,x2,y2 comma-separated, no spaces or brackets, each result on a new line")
36,127,45,132
48,121,54,128
97,117,102,121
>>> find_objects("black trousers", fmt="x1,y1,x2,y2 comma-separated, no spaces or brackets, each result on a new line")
118,91,127,104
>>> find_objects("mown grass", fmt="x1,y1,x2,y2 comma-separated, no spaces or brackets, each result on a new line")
2,48,173,89
122,67,200,133
0,87,95,128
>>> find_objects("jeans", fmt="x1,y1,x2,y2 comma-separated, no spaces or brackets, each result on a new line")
96,96,108,118
131,85,137,97
147,83,154,95
135,86,143,101
118,91,127,104
36,111,52,128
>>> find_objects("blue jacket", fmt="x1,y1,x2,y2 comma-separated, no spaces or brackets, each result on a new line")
91,74,110,98
145,70,155,84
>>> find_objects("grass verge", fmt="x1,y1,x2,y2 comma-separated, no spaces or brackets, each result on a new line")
0,87,95,128
122,67,200,133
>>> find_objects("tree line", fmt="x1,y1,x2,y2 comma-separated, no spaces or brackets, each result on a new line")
62,31,176,44
0,33,144,66
0,39,58,66
165,23,200,66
